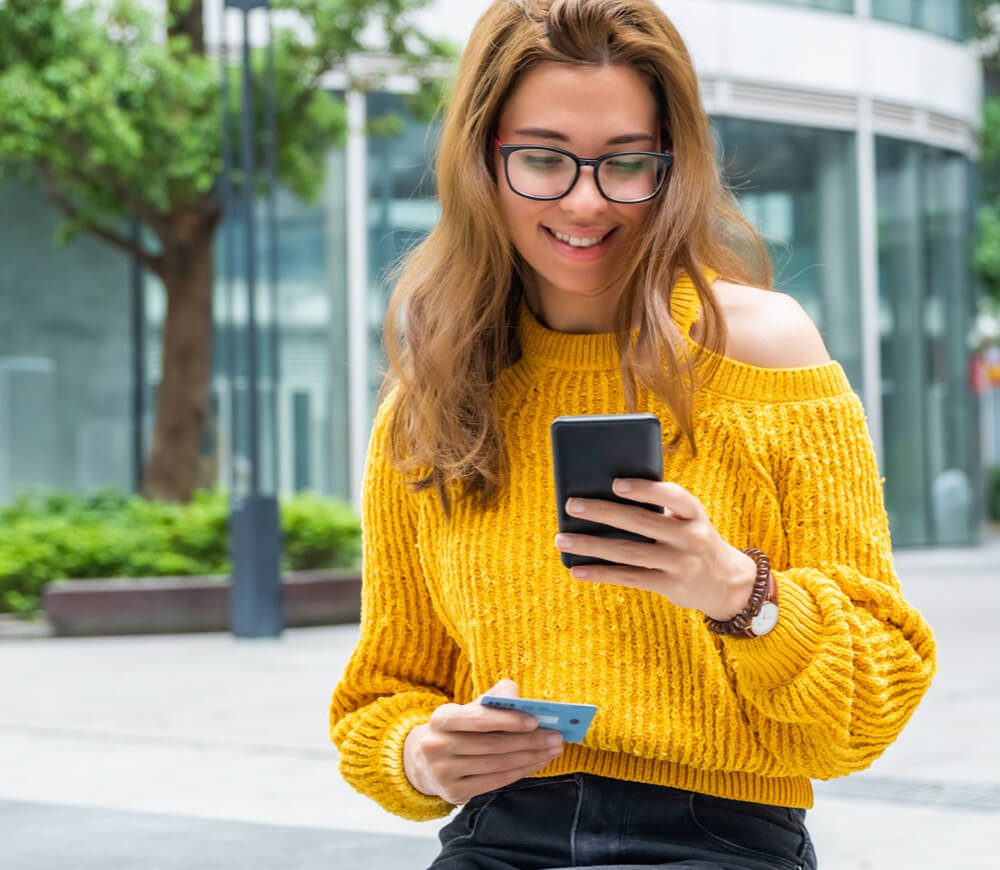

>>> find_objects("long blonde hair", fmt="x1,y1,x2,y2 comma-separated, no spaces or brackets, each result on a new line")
383,0,771,513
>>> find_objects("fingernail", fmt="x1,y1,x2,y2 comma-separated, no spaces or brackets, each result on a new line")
555,533,574,549
567,498,585,514
547,732,562,748
570,567,589,579
614,479,631,493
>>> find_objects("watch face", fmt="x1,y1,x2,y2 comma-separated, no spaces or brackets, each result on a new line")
751,602,779,637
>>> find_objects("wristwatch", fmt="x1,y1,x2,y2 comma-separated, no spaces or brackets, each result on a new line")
703,548,779,639
745,569,779,638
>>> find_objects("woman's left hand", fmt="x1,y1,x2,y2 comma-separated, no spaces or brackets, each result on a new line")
554,478,756,621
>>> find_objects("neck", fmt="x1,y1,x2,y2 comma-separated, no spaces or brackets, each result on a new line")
524,280,624,335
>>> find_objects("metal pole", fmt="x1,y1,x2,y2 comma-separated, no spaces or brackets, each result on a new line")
265,8,280,493
225,0,282,639
130,216,145,493
240,7,260,499
219,5,237,496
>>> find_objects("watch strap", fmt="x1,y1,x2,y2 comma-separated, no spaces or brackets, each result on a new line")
703,548,779,639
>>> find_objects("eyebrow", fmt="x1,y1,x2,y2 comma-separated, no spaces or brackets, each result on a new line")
512,127,655,146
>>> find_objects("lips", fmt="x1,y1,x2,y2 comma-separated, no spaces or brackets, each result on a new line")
544,226,616,248
549,229,611,248
543,225,618,256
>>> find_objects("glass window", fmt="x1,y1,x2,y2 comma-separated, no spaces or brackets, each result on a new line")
216,167,350,499
871,0,972,41
0,179,133,504
715,119,864,391
366,92,441,415
876,137,977,546
760,0,854,11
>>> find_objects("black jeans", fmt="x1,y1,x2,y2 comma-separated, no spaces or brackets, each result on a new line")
428,773,816,870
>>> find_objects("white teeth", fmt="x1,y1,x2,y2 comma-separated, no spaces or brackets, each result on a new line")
551,229,608,248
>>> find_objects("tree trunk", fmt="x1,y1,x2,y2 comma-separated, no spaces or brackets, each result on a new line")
141,208,220,502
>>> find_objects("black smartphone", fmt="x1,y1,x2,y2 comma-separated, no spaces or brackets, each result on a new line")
550,414,664,568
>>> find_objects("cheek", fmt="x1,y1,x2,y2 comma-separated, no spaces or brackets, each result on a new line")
625,201,656,232
497,186,542,250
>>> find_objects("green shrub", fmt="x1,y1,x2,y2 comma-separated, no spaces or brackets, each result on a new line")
990,466,1000,523
280,493,362,570
0,490,361,615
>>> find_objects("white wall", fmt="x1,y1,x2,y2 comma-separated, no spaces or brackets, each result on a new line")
414,0,981,153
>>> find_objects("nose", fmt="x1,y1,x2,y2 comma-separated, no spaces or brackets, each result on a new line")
560,166,608,218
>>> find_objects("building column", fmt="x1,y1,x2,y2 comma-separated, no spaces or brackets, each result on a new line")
856,0,884,468
856,40,884,468
346,88,368,511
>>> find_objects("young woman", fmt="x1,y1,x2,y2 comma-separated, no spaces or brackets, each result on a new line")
330,2,936,867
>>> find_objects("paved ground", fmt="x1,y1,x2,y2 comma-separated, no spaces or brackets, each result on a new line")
1,536,998,869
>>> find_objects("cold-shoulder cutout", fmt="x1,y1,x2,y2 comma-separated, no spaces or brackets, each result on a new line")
677,276,848,403
701,280,832,370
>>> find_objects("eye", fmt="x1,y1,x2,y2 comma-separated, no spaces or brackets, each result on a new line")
607,158,646,172
523,154,564,169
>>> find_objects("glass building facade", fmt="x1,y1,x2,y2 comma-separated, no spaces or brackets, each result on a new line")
762,0,973,39
875,139,978,545
0,179,134,497
366,91,441,416
871,0,973,41
765,0,854,12
0,1,982,546
715,119,863,390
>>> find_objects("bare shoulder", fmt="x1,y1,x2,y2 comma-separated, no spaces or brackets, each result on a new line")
709,280,831,368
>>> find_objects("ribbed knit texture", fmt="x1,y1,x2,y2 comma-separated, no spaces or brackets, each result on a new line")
330,274,937,822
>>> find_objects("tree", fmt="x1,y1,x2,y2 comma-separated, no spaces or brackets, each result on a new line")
0,0,449,501
976,99,1000,307
974,1,1000,306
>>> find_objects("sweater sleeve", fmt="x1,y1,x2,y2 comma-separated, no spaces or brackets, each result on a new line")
718,390,936,781
329,394,459,821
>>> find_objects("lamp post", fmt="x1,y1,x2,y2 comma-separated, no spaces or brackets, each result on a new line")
221,0,282,638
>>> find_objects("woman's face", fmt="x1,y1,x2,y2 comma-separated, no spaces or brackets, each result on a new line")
495,61,661,312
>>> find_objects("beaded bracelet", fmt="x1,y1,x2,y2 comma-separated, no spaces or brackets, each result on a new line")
703,548,775,637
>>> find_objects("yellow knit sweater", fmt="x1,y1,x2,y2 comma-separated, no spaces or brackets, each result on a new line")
330,275,936,822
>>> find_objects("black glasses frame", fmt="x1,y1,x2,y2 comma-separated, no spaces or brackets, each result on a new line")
496,139,674,204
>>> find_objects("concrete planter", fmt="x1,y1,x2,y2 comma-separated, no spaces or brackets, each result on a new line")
42,570,362,637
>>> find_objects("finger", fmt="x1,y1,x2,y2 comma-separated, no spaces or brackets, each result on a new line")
448,728,563,757
440,744,563,778
564,497,678,542
612,479,702,521
442,758,561,806
554,532,666,571
431,701,537,733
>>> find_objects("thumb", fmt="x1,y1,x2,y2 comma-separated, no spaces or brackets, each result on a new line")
480,678,519,700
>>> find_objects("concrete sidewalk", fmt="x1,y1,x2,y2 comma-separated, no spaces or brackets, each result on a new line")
1,537,998,868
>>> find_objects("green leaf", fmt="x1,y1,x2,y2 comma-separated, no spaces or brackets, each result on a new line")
0,489,361,614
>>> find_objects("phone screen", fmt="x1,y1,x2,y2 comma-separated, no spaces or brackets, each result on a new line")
550,414,663,568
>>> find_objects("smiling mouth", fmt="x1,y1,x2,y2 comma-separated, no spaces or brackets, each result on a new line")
544,227,616,248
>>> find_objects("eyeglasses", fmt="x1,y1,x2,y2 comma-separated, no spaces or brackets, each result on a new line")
496,139,674,204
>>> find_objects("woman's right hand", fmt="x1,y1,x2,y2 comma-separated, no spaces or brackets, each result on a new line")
402,679,564,804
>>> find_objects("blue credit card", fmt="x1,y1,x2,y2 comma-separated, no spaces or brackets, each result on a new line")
480,696,598,743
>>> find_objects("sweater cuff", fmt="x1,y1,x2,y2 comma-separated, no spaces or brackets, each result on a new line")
335,699,454,821
718,571,824,688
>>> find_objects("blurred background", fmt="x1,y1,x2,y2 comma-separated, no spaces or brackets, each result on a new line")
1,3,998,869
1,0,995,553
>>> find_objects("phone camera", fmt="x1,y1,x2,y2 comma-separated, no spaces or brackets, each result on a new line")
570,718,580,724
